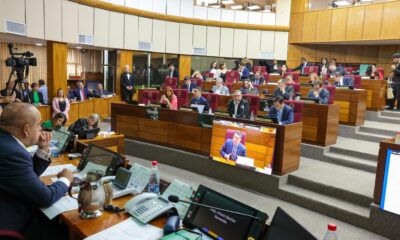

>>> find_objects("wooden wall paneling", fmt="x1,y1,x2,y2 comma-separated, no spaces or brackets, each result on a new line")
302,11,318,42
361,45,379,63
345,45,362,63
330,45,347,63
291,0,308,13
301,45,317,62
315,10,332,42
362,4,383,40
287,44,302,61
289,13,304,43
116,50,134,95
315,45,332,61
93,98,109,119
78,100,94,118
47,42,68,101
330,8,348,41
380,1,400,39
68,102,79,125
346,6,365,41
179,55,192,81
378,45,397,64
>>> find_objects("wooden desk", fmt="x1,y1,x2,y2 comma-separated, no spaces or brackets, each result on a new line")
361,79,386,111
37,105,51,122
373,138,398,205
77,133,125,155
111,103,302,175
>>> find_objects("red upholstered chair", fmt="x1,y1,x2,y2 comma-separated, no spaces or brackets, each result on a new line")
377,68,385,78
286,83,300,95
344,67,354,74
325,85,336,104
202,72,214,79
139,90,160,104
284,100,304,123
243,94,260,115
283,72,299,83
303,66,318,75
0,230,24,240
253,66,267,74
225,71,240,83
164,77,178,89
353,75,362,89
225,129,246,144
262,73,270,83
224,83,233,93
173,89,188,108
191,78,203,88
201,92,219,112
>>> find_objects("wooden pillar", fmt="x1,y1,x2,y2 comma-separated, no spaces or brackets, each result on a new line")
179,55,192,82
116,50,134,96
47,41,68,101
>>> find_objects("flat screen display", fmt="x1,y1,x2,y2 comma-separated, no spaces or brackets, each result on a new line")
380,149,400,215
209,120,276,175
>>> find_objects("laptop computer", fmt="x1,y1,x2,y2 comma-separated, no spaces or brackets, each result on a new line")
112,167,134,199
78,128,100,139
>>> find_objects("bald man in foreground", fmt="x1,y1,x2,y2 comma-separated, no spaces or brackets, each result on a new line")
0,103,73,239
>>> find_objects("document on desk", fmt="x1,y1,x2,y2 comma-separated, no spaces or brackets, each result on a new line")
84,217,163,240
40,194,78,220
41,164,77,177
128,163,151,194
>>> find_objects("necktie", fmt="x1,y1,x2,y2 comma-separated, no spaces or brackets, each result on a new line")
277,109,282,122
81,90,85,100
232,145,237,160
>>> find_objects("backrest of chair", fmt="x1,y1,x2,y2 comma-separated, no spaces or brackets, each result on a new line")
286,83,300,94
262,73,270,83
344,67,354,74
325,85,336,104
353,75,362,88
191,78,203,87
140,90,160,104
224,83,233,93
377,68,384,78
304,66,318,75
283,72,299,83
164,77,178,88
201,92,219,112
225,129,246,144
284,100,304,123
0,230,25,240
202,72,214,78
173,89,188,108
243,94,260,115
253,66,267,74
225,71,240,83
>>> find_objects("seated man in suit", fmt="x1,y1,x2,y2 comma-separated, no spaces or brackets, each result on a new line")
181,76,197,92
66,86,75,100
327,63,345,76
268,97,294,125
73,81,92,101
332,72,353,87
168,63,179,79
227,90,250,119
307,80,330,104
240,79,259,95
220,130,247,161
239,63,250,80
274,79,294,100
0,103,73,239
269,59,279,73
291,57,310,74
92,83,113,98
68,113,100,135
190,87,209,113
212,78,230,95
251,71,265,85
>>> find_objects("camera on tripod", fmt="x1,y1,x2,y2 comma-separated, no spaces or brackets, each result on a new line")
5,43,37,68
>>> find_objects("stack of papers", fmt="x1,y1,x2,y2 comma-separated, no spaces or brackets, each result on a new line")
41,164,77,177
40,194,78,219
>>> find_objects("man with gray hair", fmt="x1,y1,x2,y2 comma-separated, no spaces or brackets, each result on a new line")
0,103,73,238
68,113,100,135
274,79,294,100
212,78,230,95
120,64,134,101
227,90,250,119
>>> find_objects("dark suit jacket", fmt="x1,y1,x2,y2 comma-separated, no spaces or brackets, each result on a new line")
394,63,400,85
0,130,68,233
307,88,330,104
292,62,311,73
327,66,345,76
181,82,197,92
240,67,250,80
68,118,98,135
93,89,112,98
268,104,294,125
190,96,209,113
227,99,250,119
220,139,246,161
28,91,45,105
120,72,135,91
274,85,294,100
168,69,179,79
73,88,91,101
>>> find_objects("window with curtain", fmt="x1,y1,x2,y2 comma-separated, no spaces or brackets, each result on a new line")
67,48,102,77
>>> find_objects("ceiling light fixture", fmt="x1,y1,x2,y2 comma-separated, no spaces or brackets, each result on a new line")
35,43,43,46
247,5,260,10
230,5,243,9
333,0,351,6
221,0,235,4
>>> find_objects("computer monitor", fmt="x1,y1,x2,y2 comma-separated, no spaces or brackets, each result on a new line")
51,130,71,154
264,207,317,240
77,144,122,176
113,167,132,190
183,185,268,240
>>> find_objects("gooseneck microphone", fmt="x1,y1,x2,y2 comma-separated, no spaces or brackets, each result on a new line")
168,195,261,221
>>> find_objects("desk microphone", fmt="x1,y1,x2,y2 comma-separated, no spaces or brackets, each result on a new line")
168,195,261,222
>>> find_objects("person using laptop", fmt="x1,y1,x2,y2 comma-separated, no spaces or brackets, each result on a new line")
189,87,209,113
220,131,247,161
268,97,294,125
68,113,100,135
307,80,330,104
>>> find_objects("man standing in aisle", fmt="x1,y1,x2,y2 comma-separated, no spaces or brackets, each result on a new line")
391,53,400,111
121,64,135,101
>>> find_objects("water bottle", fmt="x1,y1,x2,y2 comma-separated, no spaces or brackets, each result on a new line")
148,161,160,194
323,223,338,240
208,108,213,115
250,111,255,121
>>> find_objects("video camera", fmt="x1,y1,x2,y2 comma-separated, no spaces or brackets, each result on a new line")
5,43,37,68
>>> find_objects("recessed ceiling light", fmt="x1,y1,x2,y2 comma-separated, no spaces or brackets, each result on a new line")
35,43,43,46
333,1,350,6
231,5,243,9
209,4,221,8
76,46,82,49
221,0,235,4
247,5,260,10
